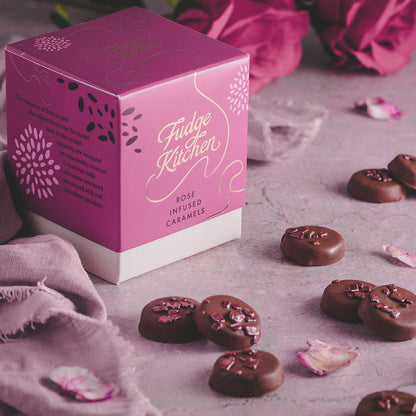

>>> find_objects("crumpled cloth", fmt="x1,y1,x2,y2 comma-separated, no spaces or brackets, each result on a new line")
247,96,328,162
0,36,159,416
0,159,160,416
0,57,159,416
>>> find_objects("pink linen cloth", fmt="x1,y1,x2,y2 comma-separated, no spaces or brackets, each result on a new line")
247,97,328,162
0,147,159,415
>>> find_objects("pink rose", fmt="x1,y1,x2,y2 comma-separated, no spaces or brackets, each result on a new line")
310,0,416,74
174,0,309,95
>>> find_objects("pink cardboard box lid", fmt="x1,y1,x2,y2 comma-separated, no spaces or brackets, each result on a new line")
6,7,249,254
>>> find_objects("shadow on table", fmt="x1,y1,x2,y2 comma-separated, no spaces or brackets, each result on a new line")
337,181,352,200
296,295,394,343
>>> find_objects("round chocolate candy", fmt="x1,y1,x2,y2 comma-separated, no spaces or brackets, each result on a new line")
347,169,406,203
209,349,284,397
138,296,203,343
320,279,377,323
355,390,416,416
280,225,345,266
388,154,416,190
193,295,260,349
358,284,416,341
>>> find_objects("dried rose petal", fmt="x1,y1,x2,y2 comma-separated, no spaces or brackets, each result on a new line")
355,97,405,120
49,366,119,402
383,244,416,268
297,339,360,376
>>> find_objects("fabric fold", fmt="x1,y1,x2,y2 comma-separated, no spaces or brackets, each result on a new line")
1,235,106,320
0,279,77,341
0,235,160,416
247,97,328,162
0,43,159,413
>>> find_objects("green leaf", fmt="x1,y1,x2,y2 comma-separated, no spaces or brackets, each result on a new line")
49,3,71,28
165,0,179,9
55,3,70,20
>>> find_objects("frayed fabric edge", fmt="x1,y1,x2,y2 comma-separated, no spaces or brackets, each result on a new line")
103,321,161,416
0,278,49,304
0,304,58,342
0,313,161,415
0,278,72,342
0,278,161,415
0,286,35,304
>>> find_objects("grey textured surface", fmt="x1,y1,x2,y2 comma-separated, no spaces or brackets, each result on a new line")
2,2,416,415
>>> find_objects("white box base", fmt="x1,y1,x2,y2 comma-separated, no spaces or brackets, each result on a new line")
25,209,242,284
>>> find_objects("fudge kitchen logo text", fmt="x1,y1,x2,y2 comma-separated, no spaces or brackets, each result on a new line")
156,111,219,176
145,109,226,203
103,38,159,61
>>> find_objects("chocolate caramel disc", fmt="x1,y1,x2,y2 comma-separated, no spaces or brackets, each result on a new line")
355,390,416,415
320,279,376,323
280,226,345,266
138,296,203,343
358,285,416,341
193,295,260,349
347,169,406,203
388,154,416,190
209,349,284,397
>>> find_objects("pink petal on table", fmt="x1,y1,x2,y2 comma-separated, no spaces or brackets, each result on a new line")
355,97,405,120
383,244,416,268
49,366,119,402
297,339,360,376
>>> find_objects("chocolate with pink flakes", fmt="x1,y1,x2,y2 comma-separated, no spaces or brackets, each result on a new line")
358,285,416,341
209,349,284,397
320,279,376,323
388,154,416,190
138,296,203,343
355,391,416,416
281,225,344,266
193,295,261,349
348,168,406,203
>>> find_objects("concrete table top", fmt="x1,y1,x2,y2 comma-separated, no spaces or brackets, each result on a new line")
2,1,416,415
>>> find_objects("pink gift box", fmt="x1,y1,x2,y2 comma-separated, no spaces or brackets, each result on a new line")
5,7,248,283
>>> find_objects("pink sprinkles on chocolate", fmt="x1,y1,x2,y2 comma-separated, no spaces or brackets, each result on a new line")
229,310,245,323
378,392,399,411
370,285,414,318
365,169,393,182
404,155,416,163
152,297,197,324
218,350,260,373
285,227,328,246
377,392,416,414
218,355,236,371
210,312,226,331
386,284,413,307
210,298,259,343
345,282,371,299
401,401,416,414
